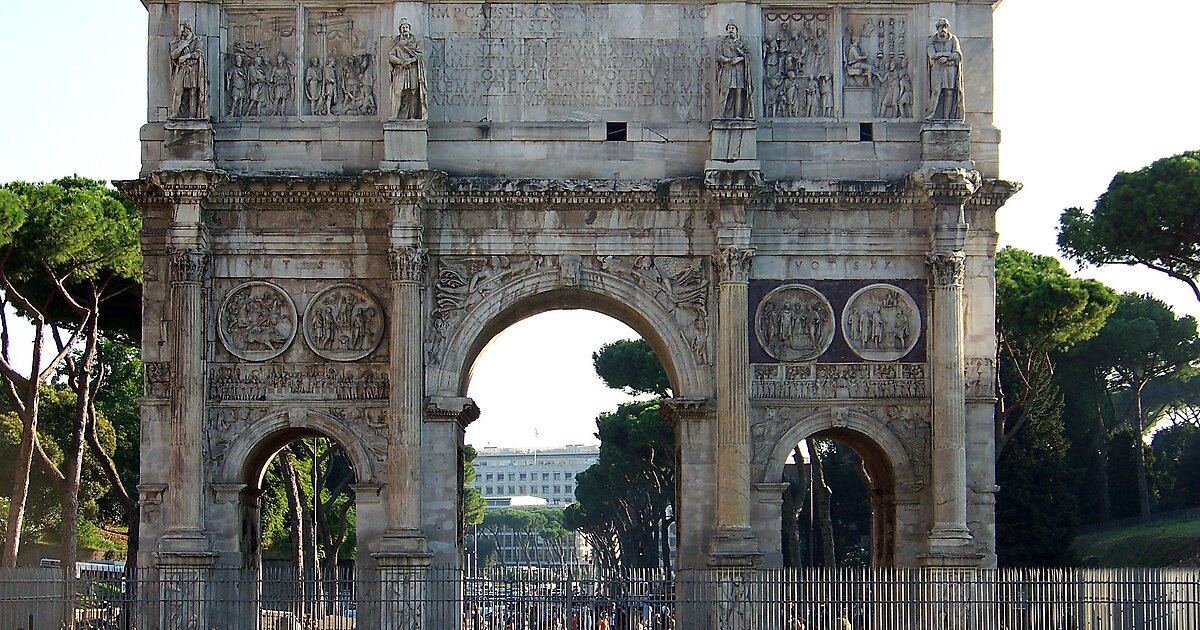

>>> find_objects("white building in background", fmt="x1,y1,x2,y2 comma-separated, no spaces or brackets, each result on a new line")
471,445,599,506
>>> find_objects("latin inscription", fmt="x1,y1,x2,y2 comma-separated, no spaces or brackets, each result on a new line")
427,4,712,119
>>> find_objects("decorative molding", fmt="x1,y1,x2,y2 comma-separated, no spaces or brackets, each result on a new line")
426,396,481,429
751,362,927,400
388,246,428,283
926,251,966,288
715,247,754,283
661,398,710,426
168,248,208,284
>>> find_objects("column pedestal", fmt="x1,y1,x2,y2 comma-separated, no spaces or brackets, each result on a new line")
383,120,430,171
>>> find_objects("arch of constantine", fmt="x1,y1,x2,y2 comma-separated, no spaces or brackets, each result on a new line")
118,0,1018,626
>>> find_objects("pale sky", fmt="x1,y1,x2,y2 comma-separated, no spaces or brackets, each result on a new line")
0,1,1197,448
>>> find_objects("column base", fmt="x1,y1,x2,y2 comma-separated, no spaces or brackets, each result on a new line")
158,527,208,554
707,526,762,568
377,528,431,557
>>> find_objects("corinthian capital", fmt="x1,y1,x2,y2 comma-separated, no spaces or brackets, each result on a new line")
715,247,755,283
388,246,428,283
926,251,966,288
168,247,208,283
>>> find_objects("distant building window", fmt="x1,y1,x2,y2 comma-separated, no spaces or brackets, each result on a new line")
519,485,526,493
542,473,550,481
486,473,493,481
553,485,560,493
485,486,493,494
520,473,527,481
554,472,561,480
566,484,573,493
508,485,515,494
542,485,549,493
565,472,573,479
508,473,515,481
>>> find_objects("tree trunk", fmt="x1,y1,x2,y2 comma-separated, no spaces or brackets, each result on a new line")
281,451,306,580
807,437,836,567
3,401,39,567
1092,391,1113,522
1132,382,1152,518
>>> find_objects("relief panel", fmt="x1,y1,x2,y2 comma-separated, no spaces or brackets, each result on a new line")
841,283,920,362
302,9,379,117
754,284,835,362
217,281,298,362
761,10,834,119
303,283,385,362
842,12,915,119
223,10,299,118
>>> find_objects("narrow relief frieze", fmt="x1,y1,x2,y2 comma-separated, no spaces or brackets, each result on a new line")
752,362,927,400
208,363,390,401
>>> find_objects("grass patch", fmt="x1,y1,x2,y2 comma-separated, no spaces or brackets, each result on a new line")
1074,516,1200,566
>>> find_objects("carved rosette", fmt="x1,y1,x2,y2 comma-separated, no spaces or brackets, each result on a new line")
388,246,428,283
303,284,385,361
716,247,754,283
926,251,966,287
755,284,835,362
168,248,208,284
218,281,298,361
841,283,921,362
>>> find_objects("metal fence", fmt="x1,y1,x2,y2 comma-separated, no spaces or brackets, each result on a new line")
1,565,1197,629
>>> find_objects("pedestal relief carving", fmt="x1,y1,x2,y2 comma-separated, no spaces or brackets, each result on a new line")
762,11,833,118
842,283,920,362
885,405,931,490
754,284,834,362
144,362,172,398
225,11,298,117
303,10,377,116
303,284,385,361
843,15,914,119
218,281,298,361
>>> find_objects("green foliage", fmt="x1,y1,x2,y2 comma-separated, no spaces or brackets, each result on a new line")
592,339,671,397
462,445,486,528
92,340,141,524
1059,151,1200,301
1152,421,1200,511
1082,293,1200,395
996,248,1117,351
1106,429,1158,519
996,382,1078,566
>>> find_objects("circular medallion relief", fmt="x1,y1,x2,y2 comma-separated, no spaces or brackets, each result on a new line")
218,281,298,361
754,284,835,362
841,283,921,361
303,283,385,361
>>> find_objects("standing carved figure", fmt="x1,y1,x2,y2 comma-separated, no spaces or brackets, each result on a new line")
389,19,428,120
225,52,248,116
246,55,268,116
305,57,323,114
321,58,341,115
268,52,294,116
169,20,208,119
926,18,965,120
715,21,753,119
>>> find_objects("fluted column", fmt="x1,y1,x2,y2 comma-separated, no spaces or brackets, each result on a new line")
709,246,761,566
926,251,972,548
385,244,428,549
920,169,979,554
165,247,207,543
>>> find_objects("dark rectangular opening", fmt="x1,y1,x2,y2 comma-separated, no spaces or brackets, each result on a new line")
606,122,628,142
859,122,874,142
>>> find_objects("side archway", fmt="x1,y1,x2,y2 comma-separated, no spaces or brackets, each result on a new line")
759,407,922,566
216,407,381,490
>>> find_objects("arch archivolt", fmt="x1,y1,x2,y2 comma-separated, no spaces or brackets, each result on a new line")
212,406,385,488
752,403,929,494
426,254,714,398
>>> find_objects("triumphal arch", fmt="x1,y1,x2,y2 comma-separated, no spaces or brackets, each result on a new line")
120,0,1016,626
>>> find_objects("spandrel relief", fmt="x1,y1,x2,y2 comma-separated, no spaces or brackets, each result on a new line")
843,15,914,119
762,11,833,119
841,284,920,362
755,285,835,362
218,281,298,361
225,11,298,117
303,284,385,361
304,10,377,116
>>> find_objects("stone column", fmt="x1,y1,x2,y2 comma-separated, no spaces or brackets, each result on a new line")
709,246,761,566
920,169,980,558
384,243,429,549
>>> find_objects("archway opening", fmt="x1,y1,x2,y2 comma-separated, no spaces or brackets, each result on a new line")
242,429,360,626
781,429,896,567
462,307,678,576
